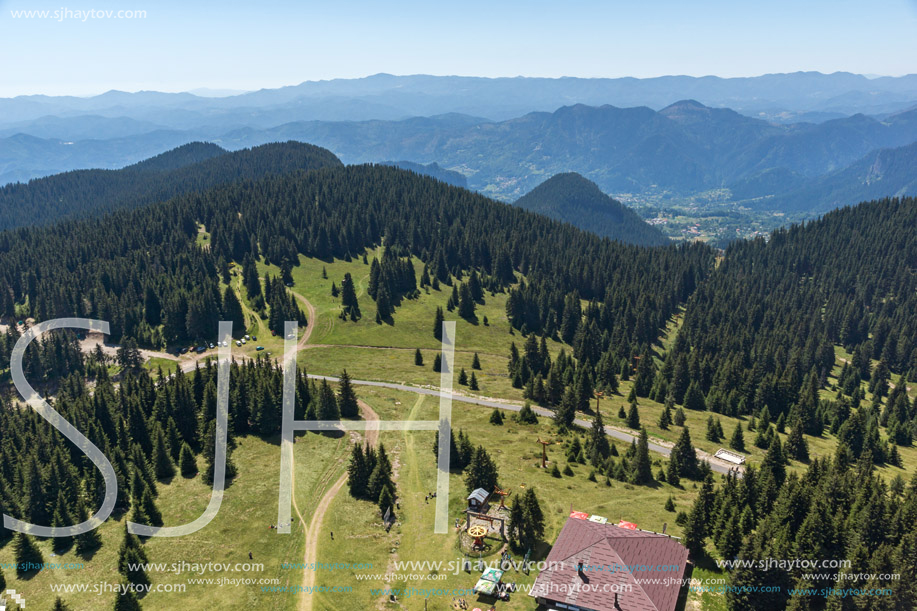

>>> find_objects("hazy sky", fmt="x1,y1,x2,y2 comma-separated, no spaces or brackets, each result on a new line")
1,0,916,96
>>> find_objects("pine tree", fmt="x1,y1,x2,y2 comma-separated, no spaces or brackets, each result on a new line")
179,442,197,477
626,401,641,429
465,446,499,493
139,486,163,527
682,474,714,558
516,402,539,424
684,382,706,411
589,409,610,465
433,306,445,340
507,497,525,549
716,511,742,561
469,372,479,390
14,532,43,576
761,435,787,486
458,368,468,385
784,422,809,462
378,486,394,514
222,286,245,336
375,286,391,322
337,370,359,418
556,387,577,429
52,597,72,611
114,587,143,611
339,273,360,320
471,353,481,370
242,253,261,299
516,488,545,548
433,353,442,373
458,283,476,319
316,379,341,420
674,408,687,426
658,401,673,430
151,424,176,479
75,496,102,555
729,422,745,452
414,349,423,366
490,409,504,425
666,455,680,487
631,428,654,485
664,496,676,512
51,491,74,553
706,416,721,442
672,427,698,479
347,444,369,498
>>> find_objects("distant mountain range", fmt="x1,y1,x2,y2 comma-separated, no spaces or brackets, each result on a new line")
514,173,669,246
209,101,917,202
2,73,917,217
3,72,917,129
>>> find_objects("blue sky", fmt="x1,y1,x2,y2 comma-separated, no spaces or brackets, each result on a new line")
1,0,915,96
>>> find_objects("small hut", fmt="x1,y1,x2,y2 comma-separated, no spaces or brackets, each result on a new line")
466,488,490,511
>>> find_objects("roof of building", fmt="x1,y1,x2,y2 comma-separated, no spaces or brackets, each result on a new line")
467,488,489,503
529,516,689,611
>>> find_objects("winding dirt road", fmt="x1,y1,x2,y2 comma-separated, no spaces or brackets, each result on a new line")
298,400,379,611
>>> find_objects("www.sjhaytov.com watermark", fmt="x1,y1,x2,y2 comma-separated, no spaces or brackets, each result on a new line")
9,8,147,21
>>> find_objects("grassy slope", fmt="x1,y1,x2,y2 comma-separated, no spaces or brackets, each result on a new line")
0,433,349,610
313,385,703,611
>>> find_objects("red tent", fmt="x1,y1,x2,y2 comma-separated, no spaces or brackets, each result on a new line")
617,520,638,530
570,511,589,520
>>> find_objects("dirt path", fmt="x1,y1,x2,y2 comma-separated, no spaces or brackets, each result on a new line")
298,400,379,611
293,292,317,351
81,331,179,363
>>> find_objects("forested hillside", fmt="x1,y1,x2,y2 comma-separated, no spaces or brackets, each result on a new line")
0,162,710,355
667,197,916,453
0,141,342,230
514,172,669,246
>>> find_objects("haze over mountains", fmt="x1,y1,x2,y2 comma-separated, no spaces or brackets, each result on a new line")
4,72,917,126
2,71,917,219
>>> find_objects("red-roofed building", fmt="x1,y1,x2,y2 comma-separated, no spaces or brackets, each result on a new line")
530,516,689,611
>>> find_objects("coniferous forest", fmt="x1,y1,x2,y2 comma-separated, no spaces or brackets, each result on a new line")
0,141,916,610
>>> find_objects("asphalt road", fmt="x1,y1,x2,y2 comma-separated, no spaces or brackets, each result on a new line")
307,374,743,478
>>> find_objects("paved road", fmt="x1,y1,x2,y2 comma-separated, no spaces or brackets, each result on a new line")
307,374,743,478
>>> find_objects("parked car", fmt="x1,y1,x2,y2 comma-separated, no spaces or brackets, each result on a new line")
236,340,242,347
209,343,214,349
256,346,264,351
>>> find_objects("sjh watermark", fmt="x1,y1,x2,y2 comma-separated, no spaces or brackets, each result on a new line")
9,7,147,21
0,589,26,611
3,318,456,539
